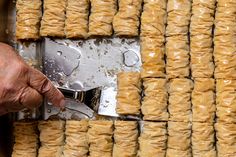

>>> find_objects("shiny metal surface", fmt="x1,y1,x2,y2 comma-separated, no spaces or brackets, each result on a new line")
43,37,141,118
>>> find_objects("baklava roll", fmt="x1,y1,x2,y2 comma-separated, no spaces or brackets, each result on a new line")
192,78,215,123
142,78,168,121
216,79,236,123
139,122,167,157
141,0,166,37
65,0,89,38
215,122,236,156
12,122,38,157
141,37,165,78
63,120,89,157
168,79,193,122
190,0,215,78
116,72,141,115
214,0,236,79
166,35,190,78
88,121,113,157
16,0,42,40
40,0,66,37
192,122,216,156
113,0,142,36
166,148,191,157
38,120,65,157
167,121,191,155
166,0,191,36
89,0,116,36
113,121,138,157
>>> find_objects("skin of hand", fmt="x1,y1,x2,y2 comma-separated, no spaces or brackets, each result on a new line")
0,43,65,115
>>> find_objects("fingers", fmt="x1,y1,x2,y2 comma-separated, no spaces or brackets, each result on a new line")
19,86,43,109
28,68,65,108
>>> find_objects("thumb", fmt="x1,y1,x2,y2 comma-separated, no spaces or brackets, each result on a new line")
28,68,65,108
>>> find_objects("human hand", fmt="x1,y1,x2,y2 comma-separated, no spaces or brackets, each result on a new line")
0,43,65,115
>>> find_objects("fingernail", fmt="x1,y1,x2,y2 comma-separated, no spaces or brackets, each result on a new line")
59,99,65,109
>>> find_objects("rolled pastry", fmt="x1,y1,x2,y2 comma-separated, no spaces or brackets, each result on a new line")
167,121,191,151
192,78,215,122
190,0,215,78
138,122,167,157
214,0,236,79
141,37,165,78
88,121,113,157
166,0,191,78
113,0,142,36
192,122,216,155
40,0,66,37
216,79,236,123
38,120,65,157
12,122,38,157
215,122,236,156
65,0,89,38
166,35,190,78
63,120,89,157
168,79,193,122
166,0,191,36
141,0,166,37
142,78,168,121
16,0,42,40
116,72,141,115
89,0,116,36
113,121,138,157
166,148,191,157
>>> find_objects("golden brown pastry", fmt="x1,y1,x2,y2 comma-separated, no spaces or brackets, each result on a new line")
38,120,65,157
192,122,216,156
216,79,236,123
166,0,191,36
214,0,236,79
166,148,191,157
166,35,190,78
192,78,215,122
113,121,138,157
89,0,116,36
16,0,42,40
190,0,215,78
38,146,64,157
113,0,142,36
88,121,113,157
138,122,167,157
12,122,38,157
215,122,236,156
116,72,141,115
168,79,193,122
141,0,166,37
166,0,191,78
167,121,191,151
63,120,89,157
40,0,66,37
65,0,89,38
142,78,168,121
140,37,165,78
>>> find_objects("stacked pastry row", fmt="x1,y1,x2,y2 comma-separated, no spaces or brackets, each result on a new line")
12,122,38,157
38,121,65,157
190,0,215,78
192,79,216,156
140,0,166,78
214,0,236,79
165,0,191,78
215,80,236,156
16,0,143,40
214,0,236,156
167,79,193,156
